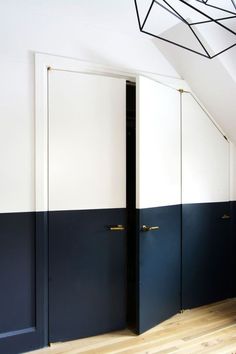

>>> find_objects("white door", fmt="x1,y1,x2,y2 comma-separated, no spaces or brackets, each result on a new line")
136,76,181,333
48,69,127,342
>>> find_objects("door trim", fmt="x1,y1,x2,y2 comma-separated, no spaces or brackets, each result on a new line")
35,53,136,213
35,53,187,213
34,54,138,346
33,53,194,345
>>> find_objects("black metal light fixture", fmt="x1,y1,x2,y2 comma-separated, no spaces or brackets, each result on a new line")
134,0,236,58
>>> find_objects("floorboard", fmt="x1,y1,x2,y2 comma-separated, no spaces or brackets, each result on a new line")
28,298,236,354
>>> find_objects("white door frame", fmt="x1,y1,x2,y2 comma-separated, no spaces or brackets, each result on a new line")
35,53,227,212
35,53,186,212
35,54,139,212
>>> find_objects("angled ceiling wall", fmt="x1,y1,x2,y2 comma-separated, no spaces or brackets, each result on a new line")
156,36,236,142
141,2,236,143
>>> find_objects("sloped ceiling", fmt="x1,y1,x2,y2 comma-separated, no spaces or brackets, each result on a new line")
28,0,235,141
51,0,235,144
139,0,236,142
156,39,236,142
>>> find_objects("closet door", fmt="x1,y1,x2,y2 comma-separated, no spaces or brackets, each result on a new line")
48,70,126,342
182,93,231,309
136,76,181,334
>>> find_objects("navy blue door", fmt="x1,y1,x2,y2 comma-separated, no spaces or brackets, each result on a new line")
182,202,231,308
48,70,127,342
137,206,181,333
49,209,126,341
136,77,181,333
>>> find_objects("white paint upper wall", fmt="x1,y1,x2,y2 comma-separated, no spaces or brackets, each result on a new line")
1,0,235,213
230,142,236,201
0,0,180,213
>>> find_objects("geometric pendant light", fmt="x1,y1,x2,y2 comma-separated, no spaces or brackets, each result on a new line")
134,0,236,58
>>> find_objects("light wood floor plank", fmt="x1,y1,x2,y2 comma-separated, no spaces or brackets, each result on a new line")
28,298,236,354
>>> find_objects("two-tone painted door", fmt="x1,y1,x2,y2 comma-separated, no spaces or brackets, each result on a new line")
136,76,181,333
182,92,231,309
48,70,127,342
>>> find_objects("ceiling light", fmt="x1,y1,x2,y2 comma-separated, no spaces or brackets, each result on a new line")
134,0,236,58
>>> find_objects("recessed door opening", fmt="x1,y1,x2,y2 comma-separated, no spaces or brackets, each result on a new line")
126,81,137,331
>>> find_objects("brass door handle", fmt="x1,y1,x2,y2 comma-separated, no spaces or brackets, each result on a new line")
221,214,231,220
141,225,160,232
107,225,125,231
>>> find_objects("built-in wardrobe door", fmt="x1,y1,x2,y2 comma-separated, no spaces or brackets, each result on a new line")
182,92,231,309
48,70,127,342
136,76,181,334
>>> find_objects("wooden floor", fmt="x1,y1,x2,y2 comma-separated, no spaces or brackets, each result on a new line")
29,299,236,354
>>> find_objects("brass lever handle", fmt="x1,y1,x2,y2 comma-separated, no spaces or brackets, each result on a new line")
221,214,231,220
141,225,160,232
107,225,125,231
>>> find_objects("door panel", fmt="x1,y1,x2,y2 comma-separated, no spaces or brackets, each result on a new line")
48,70,126,342
136,76,181,333
136,78,181,208
48,71,126,211
182,93,231,309
49,209,126,341
182,94,229,205
138,205,181,333
182,202,231,308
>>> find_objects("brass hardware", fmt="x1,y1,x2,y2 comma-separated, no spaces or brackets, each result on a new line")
178,88,184,93
221,214,231,220
108,225,125,231
141,225,160,232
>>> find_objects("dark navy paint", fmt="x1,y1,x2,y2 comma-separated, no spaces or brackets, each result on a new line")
49,208,127,342
0,212,48,354
0,202,235,353
0,213,35,334
182,202,232,309
230,201,236,297
137,205,182,334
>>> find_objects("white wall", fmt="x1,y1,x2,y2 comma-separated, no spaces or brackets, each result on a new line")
0,0,180,213
1,1,234,213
